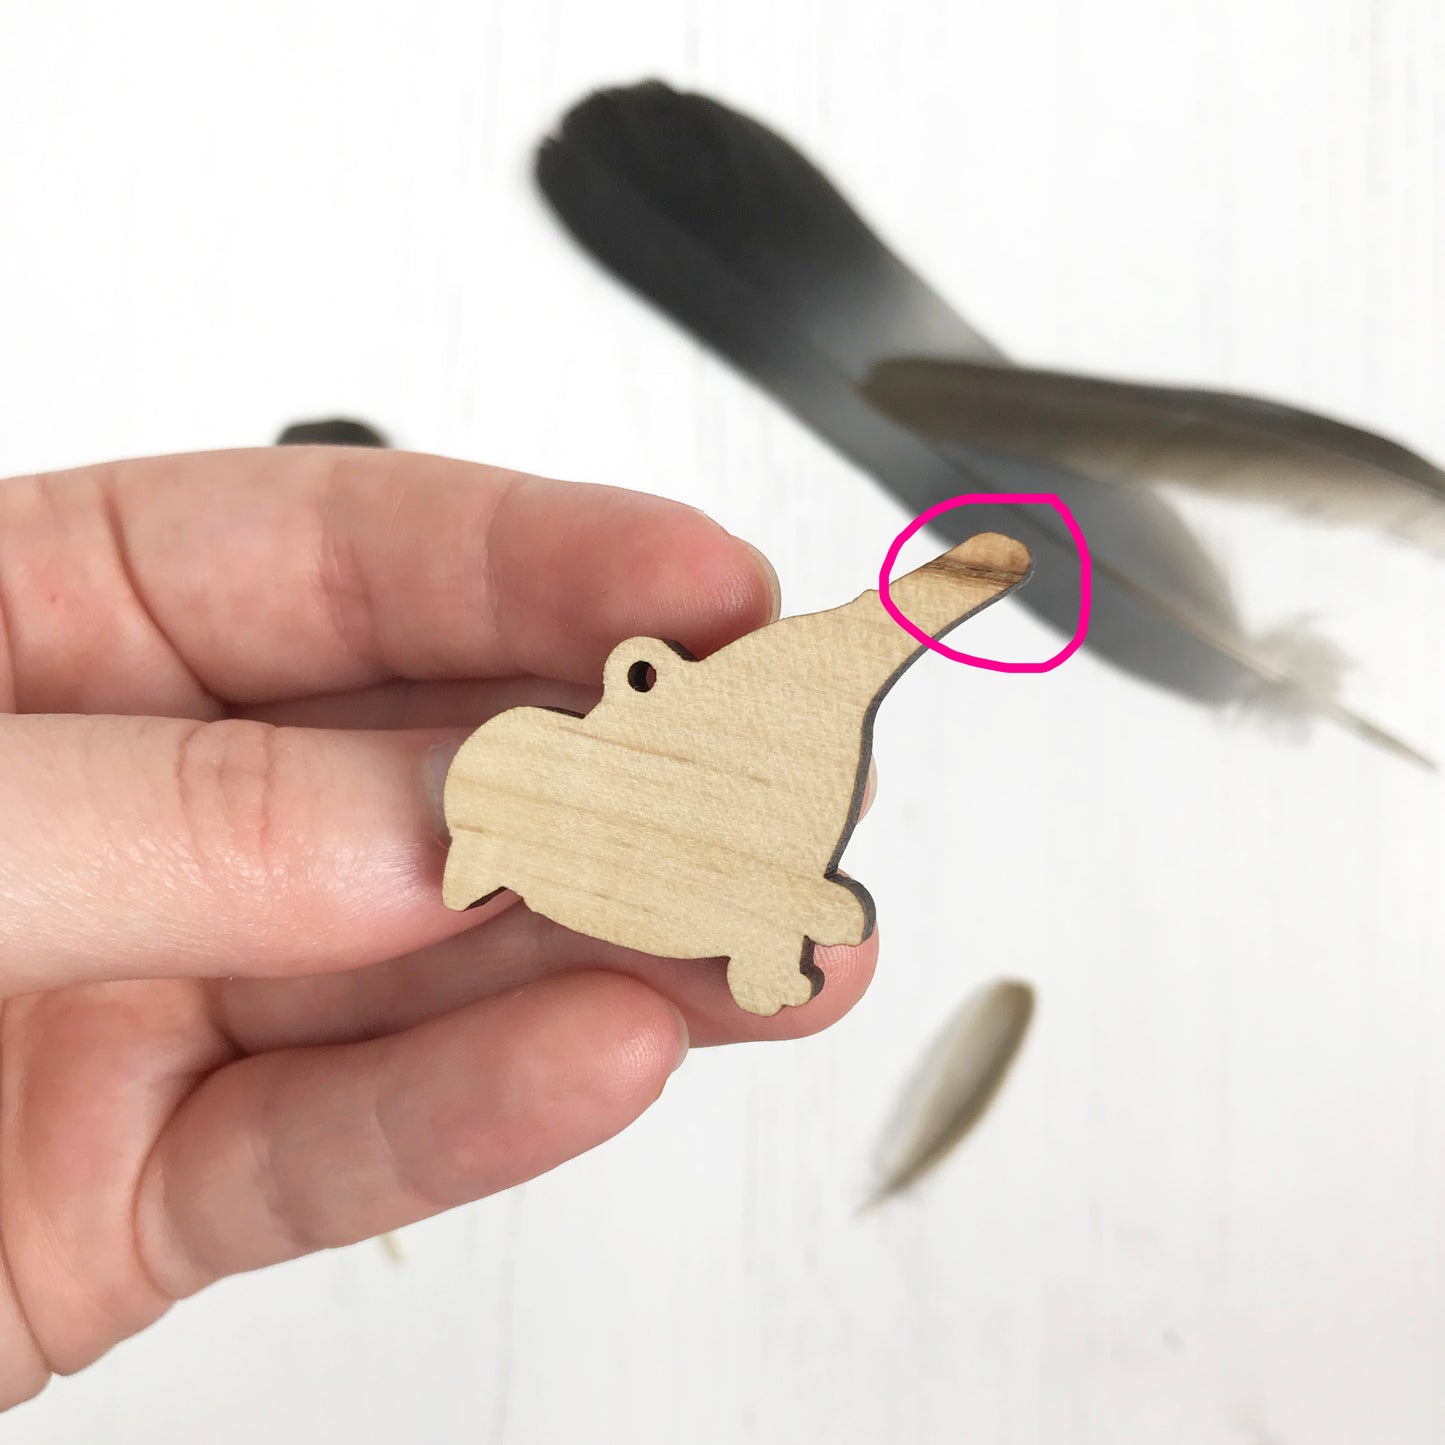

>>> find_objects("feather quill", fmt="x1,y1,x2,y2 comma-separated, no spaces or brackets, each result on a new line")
862,978,1035,1210
536,81,1427,765
864,358,1445,553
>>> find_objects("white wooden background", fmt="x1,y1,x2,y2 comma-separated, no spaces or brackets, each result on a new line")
3,1,1443,1441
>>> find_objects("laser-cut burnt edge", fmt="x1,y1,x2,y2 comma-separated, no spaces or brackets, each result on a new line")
796,556,1033,999
464,886,507,911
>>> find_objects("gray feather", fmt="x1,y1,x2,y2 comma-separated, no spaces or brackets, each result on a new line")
864,357,1445,553
537,82,1431,768
863,978,1035,1210
274,417,389,448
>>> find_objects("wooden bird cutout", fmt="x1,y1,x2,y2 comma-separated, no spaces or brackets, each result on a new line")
442,532,1032,1015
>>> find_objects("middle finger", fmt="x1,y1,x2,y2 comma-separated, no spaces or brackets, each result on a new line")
216,880,877,1053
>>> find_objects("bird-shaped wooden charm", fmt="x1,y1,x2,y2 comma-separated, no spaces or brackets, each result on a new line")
441,532,1031,1014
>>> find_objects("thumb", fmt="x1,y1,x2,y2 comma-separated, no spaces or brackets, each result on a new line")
0,715,490,996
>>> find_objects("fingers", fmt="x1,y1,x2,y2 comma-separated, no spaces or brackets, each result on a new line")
0,714,499,996
216,906,879,1053
239,675,601,731
134,973,686,1295
0,451,779,715
1,979,235,1377
214,761,884,1052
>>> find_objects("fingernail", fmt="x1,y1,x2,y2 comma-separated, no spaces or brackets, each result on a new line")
422,740,464,844
671,1008,691,1072
742,540,782,622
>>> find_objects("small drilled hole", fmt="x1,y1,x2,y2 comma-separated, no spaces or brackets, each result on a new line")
628,660,657,692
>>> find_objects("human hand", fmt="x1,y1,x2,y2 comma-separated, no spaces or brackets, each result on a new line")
0,449,878,1407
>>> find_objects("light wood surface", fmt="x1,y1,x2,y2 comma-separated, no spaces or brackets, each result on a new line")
4,3,1442,1443
443,534,1030,1013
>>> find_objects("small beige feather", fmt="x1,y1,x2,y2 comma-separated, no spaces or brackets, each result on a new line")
862,978,1035,1211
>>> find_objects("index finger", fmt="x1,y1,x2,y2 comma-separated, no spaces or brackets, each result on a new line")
1,448,779,711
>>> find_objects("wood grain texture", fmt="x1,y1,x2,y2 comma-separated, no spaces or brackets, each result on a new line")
442,533,1030,1013
3,3,1442,1444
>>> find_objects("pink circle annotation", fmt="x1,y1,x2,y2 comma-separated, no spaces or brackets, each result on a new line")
878,493,1092,673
